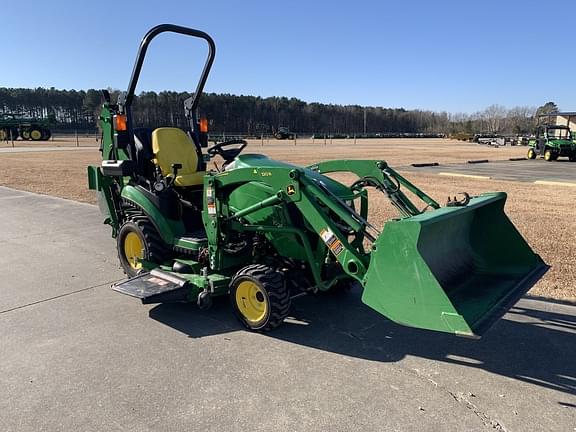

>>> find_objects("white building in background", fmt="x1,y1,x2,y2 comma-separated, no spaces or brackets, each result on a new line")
555,112,576,128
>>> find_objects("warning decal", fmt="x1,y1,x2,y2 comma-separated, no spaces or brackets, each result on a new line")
320,228,344,256
206,187,216,215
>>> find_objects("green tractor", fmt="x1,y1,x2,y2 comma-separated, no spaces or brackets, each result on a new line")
0,113,52,141
527,124,576,161
88,25,547,337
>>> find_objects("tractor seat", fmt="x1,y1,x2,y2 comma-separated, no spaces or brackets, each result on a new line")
152,128,205,187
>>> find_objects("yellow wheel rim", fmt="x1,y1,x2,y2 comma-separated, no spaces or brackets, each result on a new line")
235,281,268,324
22,131,30,139
30,130,42,140
0,130,6,140
528,149,533,158
544,151,551,161
124,232,144,270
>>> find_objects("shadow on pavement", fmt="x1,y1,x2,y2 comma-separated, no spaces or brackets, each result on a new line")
149,288,576,396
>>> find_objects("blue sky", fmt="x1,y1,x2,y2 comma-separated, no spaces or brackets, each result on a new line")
1,0,574,113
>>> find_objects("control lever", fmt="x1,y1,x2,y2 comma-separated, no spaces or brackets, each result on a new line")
153,163,182,192
171,163,182,177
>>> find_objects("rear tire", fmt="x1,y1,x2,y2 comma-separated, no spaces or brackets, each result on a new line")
117,216,168,277
570,153,576,162
527,148,536,159
544,149,554,161
20,129,31,140
230,264,290,332
29,128,43,141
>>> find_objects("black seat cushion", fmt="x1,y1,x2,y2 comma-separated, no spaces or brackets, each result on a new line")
132,128,154,178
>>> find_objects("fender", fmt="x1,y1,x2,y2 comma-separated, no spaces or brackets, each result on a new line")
121,184,185,244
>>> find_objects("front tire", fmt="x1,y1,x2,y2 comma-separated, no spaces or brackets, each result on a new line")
117,217,167,277
20,129,31,140
527,148,536,159
230,264,290,331
544,149,554,161
40,128,51,140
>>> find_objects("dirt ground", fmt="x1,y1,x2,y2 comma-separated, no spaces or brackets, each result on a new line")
0,137,573,301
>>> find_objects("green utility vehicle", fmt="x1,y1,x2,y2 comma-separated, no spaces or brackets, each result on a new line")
0,113,52,141
88,25,547,337
527,124,576,161
274,126,294,140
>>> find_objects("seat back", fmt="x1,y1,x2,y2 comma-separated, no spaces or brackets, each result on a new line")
152,128,201,183
132,128,154,177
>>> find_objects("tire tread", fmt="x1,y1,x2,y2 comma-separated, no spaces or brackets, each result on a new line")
231,264,290,332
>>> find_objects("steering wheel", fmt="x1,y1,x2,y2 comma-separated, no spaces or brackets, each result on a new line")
207,139,247,162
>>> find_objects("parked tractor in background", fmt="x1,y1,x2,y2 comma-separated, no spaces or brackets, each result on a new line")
527,124,576,161
274,126,294,140
0,113,52,141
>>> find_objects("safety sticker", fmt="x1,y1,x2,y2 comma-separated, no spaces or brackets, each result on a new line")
320,228,344,256
206,187,216,215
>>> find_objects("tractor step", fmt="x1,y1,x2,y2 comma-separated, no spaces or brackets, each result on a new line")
112,269,189,304
181,228,207,242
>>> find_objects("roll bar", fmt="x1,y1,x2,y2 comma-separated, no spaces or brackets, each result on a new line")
120,24,215,139
123,24,215,111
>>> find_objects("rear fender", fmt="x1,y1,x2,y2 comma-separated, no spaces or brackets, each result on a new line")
120,185,184,245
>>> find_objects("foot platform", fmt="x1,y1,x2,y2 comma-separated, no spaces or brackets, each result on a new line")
112,269,189,304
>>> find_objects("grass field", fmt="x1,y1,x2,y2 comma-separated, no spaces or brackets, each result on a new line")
0,137,574,302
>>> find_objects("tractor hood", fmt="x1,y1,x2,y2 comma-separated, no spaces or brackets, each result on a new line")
549,139,576,147
228,153,352,197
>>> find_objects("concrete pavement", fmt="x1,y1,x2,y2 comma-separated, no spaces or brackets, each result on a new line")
0,186,574,431
402,159,576,185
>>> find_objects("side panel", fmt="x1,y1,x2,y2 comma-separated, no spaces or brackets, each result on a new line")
227,181,307,260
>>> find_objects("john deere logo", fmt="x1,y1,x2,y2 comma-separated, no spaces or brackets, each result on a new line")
286,185,296,195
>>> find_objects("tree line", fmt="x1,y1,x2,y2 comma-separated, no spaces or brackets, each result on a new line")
0,87,559,136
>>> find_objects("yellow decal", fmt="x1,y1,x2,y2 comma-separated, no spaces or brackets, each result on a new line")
320,228,343,256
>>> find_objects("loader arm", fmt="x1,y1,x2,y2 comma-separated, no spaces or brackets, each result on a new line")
308,160,440,217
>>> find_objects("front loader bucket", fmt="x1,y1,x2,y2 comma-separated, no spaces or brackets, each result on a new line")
362,192,548,337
